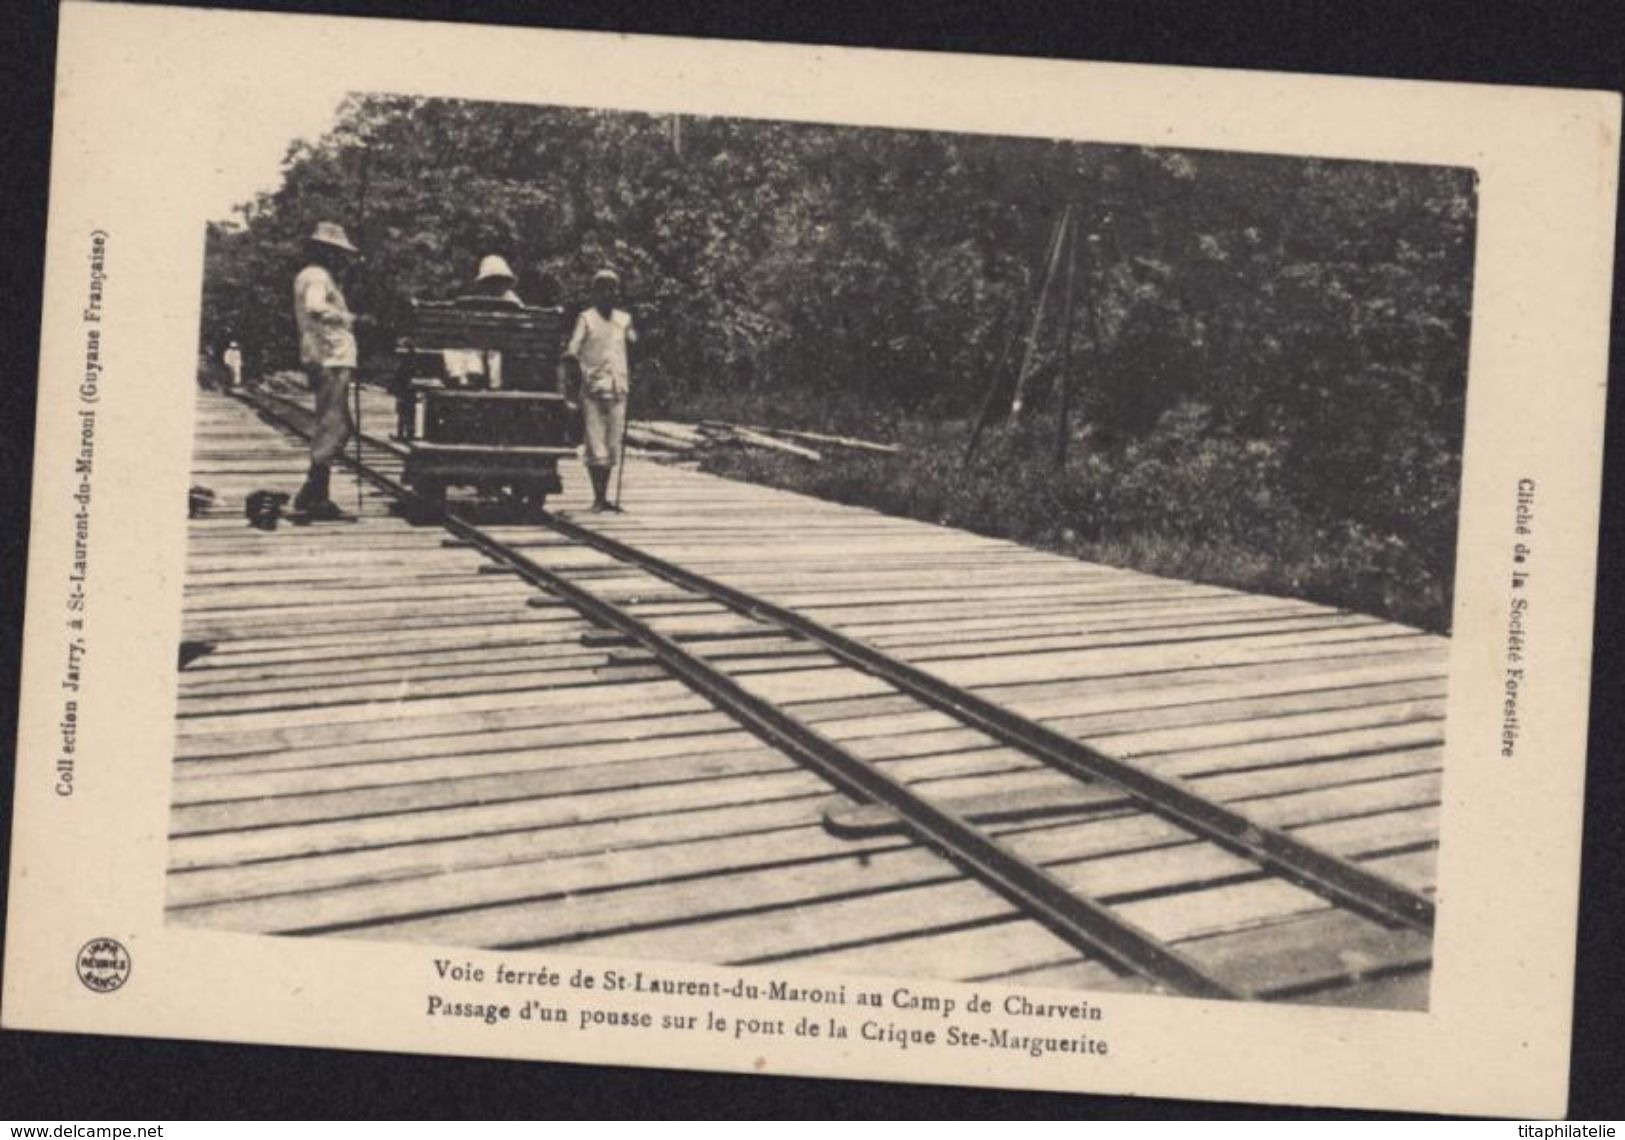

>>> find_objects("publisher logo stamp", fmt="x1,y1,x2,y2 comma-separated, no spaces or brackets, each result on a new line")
76,937,130,993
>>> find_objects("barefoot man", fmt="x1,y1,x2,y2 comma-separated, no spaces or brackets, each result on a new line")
562,268,636,513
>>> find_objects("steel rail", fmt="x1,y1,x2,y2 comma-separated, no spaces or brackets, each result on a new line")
449,511,1244,999
252,385,1434,931
236,387,1242,998
540,509,1436,936
237,386,1433,994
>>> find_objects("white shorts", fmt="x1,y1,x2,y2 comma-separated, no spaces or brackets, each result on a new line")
582,394,626,469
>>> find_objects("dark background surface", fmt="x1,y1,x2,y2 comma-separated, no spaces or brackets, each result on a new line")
1,0,1622,1120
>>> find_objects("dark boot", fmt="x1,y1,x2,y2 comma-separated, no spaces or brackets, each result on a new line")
294,463,329,512
588,467,610,511
603,466,624,512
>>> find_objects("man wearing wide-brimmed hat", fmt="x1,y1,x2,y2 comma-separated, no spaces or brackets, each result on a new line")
563,268,636,512
291,221,361,519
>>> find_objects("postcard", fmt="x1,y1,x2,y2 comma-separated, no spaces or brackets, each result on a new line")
3,0,1618,1117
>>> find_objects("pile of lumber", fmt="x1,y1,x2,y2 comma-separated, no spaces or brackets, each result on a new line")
625,418,900,464
624,420,710,453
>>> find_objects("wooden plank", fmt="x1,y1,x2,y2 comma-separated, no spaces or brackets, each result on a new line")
707,845,1437,983
697,421,822,460
373,788,1436,955
177,682,1443,808
172,392,1448,1005
824,700,1441,836
754,425,900,454
174,645,1440,765
167,797,825,913
178,689,1445,828
175,746,1443,934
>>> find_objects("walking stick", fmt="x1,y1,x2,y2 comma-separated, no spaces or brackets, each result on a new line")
612,315,635,511
612,389,630,510
351,127,371,520
352,373,364,516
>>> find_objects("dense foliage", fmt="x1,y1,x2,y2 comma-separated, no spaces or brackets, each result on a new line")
201,95,1475,630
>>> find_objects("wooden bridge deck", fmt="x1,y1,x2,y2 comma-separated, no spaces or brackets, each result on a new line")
168,389,1446,1008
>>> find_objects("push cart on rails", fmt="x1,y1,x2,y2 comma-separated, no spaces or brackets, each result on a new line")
391,298,581,517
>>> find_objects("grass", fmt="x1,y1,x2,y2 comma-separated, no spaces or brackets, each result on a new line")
642,385,1455,634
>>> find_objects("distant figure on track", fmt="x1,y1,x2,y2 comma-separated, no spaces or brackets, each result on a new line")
562,268,636,513
222,340,243,389
291,221,362,520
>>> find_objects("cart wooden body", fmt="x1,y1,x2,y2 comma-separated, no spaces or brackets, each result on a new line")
393,299,580,513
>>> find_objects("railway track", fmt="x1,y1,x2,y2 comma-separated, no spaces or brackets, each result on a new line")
216,383,1437,1002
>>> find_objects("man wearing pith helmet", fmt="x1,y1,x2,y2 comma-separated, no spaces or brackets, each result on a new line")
461,254,524,307
291,220,361,520
444,254,525,388
562,268,636,512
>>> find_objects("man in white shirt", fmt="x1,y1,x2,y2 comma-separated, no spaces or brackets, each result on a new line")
291,221,361,519
562,268,636,512
222,341,243,388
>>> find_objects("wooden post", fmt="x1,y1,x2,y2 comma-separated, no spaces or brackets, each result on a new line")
1084,226,1107,431
963,296,1020,464
1008,204,1072,425
1054,212,1079,468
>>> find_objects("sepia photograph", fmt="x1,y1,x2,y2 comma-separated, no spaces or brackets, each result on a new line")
2,1,1617,1119
172,94,1473,1011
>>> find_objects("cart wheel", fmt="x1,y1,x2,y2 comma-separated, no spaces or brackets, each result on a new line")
412,478,447,521
520,483,549,519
